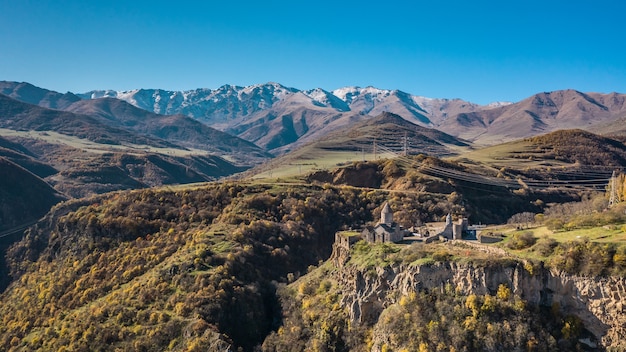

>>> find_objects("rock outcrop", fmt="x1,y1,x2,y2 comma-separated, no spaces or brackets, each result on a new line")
333,259,626,349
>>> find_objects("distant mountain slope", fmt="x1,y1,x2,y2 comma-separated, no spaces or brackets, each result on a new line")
9,80,626,152
0,94,256,197
441,90,626,144
589,112,626,139
0,81,81,110
77,82,489,151
64,98,270,160
79,81,626,151
50,151,246,198
224,91,360,152
79,82,300,123
78,82,486,128
316,111,468,154
0,94,175,148
1,136,248,199
0,157,65,232
0,137,57,178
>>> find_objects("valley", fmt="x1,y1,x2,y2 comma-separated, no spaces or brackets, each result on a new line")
0,81,625,351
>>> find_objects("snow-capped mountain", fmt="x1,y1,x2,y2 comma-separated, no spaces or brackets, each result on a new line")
5,80,626,157
56,82,626,153
76,83,514,152
80,83,487,126
80,83,301,123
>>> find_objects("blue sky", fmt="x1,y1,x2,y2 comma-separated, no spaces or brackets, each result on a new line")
1,1,624,104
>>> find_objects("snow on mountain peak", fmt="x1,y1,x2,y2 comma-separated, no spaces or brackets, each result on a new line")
332,86,394,104
332,86,361,102
78,82,484,127
303,88,330,103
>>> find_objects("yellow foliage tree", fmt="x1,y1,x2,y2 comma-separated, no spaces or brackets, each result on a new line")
496,284,511,301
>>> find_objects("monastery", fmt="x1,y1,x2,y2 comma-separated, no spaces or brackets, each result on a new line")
335,202,473,248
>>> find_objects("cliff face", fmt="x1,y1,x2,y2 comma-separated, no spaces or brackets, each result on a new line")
335,259,626,349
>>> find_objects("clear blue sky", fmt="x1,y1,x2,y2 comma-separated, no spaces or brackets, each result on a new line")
1,0,624,104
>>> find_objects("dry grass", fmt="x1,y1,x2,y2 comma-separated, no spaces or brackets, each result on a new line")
0,128,210,157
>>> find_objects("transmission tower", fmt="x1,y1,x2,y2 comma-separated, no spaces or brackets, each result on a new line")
609,170,619,208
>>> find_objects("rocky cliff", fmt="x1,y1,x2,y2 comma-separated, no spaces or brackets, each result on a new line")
332,245,625,350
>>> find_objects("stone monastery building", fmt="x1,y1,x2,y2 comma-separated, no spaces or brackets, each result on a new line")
336,202,470,247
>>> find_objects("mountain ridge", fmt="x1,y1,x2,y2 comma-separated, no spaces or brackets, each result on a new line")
3,80,626,153
74,82,626,150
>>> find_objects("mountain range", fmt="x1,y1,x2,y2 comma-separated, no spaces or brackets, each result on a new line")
3,81,626,155
76,83,626,151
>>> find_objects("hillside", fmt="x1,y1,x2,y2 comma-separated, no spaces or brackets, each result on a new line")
442,90,626,145
0,183,401,350
245,112,471,180
263,241,626,351
0,81,81,110
0,174,528,350
457,129,626,179
0,158,65,232
526,129,626,166
316,112,469,153
0,94,174,148
0,157,65,292
1,176,624,350
65,98,269,163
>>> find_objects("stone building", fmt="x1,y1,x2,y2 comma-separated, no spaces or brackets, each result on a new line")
437,214,469,240
361,202,406,243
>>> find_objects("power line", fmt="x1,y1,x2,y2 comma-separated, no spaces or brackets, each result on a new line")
373,143,614,192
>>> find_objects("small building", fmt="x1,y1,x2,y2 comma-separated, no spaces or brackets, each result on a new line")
361,202,405,243
429,214,470,240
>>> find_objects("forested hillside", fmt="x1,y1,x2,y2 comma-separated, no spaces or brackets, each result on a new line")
0,181,462,351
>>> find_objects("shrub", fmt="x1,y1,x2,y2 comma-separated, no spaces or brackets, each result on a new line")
506,232,537,250
432,249,452,262
533,236,558,256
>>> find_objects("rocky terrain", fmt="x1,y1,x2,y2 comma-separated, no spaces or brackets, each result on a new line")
333,248,626,349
